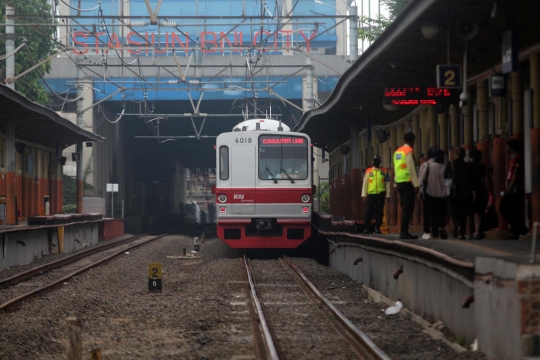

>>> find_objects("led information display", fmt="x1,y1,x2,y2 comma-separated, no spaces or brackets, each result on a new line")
261,137,305,145
384,87,459,106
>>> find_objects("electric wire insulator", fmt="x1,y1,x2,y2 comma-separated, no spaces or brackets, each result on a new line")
161,21,178,28
127,21,148,27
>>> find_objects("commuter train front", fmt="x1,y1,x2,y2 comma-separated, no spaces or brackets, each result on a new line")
214,119,312,248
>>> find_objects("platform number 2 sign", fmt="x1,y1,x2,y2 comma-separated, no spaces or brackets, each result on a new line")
148,263,162,293
436,65,461,89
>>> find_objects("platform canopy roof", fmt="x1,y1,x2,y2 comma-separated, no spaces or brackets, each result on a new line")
0,84,104,150
294,0,540,150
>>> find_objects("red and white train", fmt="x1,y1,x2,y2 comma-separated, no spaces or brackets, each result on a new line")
213,118,313,248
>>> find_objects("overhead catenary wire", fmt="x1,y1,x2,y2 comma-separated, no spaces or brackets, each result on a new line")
22,44,94,104
0,42,27,60
15,0,330,124
60,0,102,13
98,104,125,124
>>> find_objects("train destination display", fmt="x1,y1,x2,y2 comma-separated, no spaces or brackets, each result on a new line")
384,87,459,106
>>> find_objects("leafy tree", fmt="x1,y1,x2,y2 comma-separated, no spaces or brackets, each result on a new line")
358,0,411,42
0,0,56,104
315,181,330,213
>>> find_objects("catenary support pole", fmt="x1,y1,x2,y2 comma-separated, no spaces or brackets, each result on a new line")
5,6,14,90
349,6,358,63
76,141,83,214
5,6,16,224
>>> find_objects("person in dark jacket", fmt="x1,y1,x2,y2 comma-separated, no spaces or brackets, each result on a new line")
469,148,487,239
499,139,528,239
450,147,471,239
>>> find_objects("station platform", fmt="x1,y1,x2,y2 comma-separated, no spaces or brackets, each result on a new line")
0,214,124,271
313,212,540,359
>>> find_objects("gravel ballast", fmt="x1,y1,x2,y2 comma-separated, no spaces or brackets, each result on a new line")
0,234,485,359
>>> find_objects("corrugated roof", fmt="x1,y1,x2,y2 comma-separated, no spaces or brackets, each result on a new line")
294,0,540,150
0,84,104,149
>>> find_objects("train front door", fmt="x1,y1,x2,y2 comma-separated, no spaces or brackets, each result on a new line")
231,145,256,214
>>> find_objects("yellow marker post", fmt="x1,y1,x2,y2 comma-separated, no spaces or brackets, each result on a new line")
57,226,64,253
380,210,388,234
148,263,162,293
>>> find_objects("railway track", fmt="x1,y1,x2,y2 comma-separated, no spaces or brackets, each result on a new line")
244,255,391,360
0,224,200,312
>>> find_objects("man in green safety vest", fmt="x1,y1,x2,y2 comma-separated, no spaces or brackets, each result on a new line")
362,155,390,234
394,132,420,239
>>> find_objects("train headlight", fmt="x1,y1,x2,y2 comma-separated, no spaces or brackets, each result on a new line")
218,194,227,203
301,194,310,203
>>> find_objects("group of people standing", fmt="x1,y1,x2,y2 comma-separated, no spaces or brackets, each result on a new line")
361,131,527,240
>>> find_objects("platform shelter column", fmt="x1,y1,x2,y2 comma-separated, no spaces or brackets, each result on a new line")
388,127,398,227
439,112,448,152
350,121,360,220
428,106,437,149
366,128,373,165
449,105,460,150
412,113,420,155
477,79,490,167
492,94,507,232
396,123,405,229
511,69,523,139
420,107,428,160
359,132,366,171
462,88,473,149
530,52,540,225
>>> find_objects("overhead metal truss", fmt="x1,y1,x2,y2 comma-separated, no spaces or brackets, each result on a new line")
9,0,355,139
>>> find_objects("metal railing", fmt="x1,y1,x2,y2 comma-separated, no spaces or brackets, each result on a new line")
105,200,124,219
82,197,106,215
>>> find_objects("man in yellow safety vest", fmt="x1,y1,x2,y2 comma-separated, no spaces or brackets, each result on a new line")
393,132,420,239
362,155,390,234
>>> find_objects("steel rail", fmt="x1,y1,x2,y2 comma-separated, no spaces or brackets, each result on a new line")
0,233,148,289
243,255,279,360
282,255,391,360
0,234,169,312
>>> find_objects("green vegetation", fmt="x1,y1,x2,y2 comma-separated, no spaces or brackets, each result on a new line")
0,0,56,104
62,173,98,213
316,181,330,213
357,0,411,42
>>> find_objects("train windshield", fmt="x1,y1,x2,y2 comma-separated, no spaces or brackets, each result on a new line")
258,135,308,181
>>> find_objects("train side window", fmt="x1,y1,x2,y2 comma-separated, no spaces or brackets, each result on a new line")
219,146,229,180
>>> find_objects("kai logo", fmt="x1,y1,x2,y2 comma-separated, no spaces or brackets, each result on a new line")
233,194,245,200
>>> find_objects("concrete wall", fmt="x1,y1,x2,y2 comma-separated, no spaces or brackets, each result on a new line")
63,223,99,252
329,243,476,344
1,230,49,268
0,223,100,270
99,219,125,241
474,257,540,360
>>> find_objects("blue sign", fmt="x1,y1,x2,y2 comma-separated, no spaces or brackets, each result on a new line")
436,64,461,89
